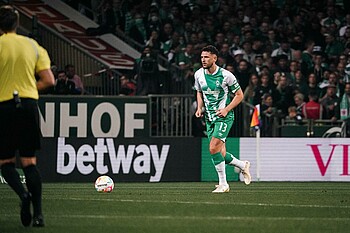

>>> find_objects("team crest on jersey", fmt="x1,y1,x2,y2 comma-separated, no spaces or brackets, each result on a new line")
216,80,220,87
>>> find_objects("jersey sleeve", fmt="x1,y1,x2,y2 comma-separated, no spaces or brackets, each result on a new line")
34,41,52,73
223,69,241,93
193,69,202,91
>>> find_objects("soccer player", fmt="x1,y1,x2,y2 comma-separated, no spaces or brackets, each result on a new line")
0,5,55,227
194,45,251,193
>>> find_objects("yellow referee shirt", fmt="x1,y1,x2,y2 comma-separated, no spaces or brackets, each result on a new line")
0,33,51,101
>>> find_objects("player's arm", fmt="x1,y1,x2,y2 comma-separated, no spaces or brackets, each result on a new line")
36,69,55,91
216,88,243,118
195,91,204,118
216,70,243,117
226,88,243,111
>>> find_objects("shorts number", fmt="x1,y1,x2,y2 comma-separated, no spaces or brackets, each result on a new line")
219,122,228,132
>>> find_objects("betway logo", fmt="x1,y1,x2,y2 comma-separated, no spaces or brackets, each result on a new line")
308,144,349,176
57,138,169,182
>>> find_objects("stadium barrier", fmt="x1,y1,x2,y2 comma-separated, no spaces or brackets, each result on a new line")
1,96,349,183
280,119,345,137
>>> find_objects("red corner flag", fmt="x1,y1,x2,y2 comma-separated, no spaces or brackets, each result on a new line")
250,104,260,128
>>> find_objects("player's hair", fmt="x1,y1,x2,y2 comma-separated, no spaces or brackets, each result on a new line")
0,5,19,33
201,45,219,56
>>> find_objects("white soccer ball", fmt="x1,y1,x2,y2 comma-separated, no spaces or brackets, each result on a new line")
95,175,114,193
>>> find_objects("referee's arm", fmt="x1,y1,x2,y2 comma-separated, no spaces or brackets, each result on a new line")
36,69,55,91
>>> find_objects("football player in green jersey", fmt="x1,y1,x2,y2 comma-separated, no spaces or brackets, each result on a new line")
194,45,251,193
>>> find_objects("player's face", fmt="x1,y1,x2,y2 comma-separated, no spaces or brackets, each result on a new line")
201,51,216,69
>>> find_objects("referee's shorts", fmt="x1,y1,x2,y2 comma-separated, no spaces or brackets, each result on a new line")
0,98,41,159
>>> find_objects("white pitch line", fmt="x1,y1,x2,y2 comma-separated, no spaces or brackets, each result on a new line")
1,214,350,222
49,197,350,209
57,215,350,222
1,196,349,209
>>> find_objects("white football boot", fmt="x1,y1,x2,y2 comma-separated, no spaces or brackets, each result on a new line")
242,161,252,185
212,184,230,193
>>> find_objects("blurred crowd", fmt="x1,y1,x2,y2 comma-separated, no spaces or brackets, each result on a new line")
62,0,350,135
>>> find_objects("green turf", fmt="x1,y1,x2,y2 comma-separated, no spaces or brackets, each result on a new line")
1,182,349,233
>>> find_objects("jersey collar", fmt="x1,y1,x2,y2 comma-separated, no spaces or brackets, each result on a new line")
204,65,219,75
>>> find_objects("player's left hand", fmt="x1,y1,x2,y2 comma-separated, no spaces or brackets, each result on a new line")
216,109,228,117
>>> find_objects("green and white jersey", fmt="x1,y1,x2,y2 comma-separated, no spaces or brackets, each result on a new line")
194,66,241,122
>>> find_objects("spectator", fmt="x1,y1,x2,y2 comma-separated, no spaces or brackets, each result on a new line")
324,33,345,62
159,22,174,43
293,93,306,118
272,8,291,30
275,74,294,116
308,50,327,84
85,0,116,36
302,91,323,120
273,54,291,75
340,82,350,120
119,75,136,96
65,64,84,94
158,0,171,22
226,63,235,74
202,18,216,43
133,46,160,95
251,54,265,76
231,49,245,71
321,5,341,29
292,69,308,96
128,12,148,46
53,70,76,95
339,14,350,37
146,5,162,34
256,21,269,42
289,60,300,83
168,3,184,34
272,71,282,88
213,32,226,49
244,73,259,105
260,93,276,137
338,54,348,67
285,106,299,122
320,84,340,121
229,34,243,52
252,37,265,55
305,18,325,49
253,74,280,106
319,72,344,99
305,73,322,100
234,59,252,91
145,30,162,54
196,30,209,51
271,39,295,63
265,28,280,52
160,24,177,60
241,40,255,64
90,0,101,23
301,40,315,74
175,43,196,93
336,61,347,84
219,42,234,65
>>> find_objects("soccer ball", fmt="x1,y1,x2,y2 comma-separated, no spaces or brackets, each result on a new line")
95,175,114,193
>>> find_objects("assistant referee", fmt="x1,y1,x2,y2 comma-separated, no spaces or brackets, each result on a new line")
0,5,55,227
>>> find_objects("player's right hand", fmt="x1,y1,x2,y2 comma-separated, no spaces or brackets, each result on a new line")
195,109,203,118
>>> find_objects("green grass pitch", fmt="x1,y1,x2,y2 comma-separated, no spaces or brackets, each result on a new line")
1,182,349,233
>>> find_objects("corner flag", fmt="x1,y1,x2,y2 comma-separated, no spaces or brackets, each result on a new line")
250,104,260,128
